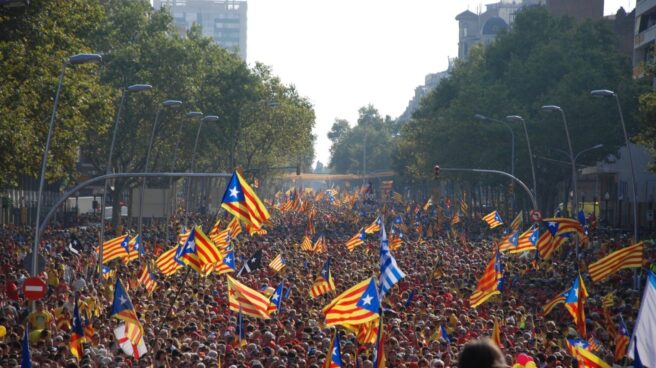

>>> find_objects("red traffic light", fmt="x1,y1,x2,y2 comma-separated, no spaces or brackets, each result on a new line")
434,163,440,178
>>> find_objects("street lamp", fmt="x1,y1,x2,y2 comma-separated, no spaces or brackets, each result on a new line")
99,83,152,264
591,89,639,243
475,113,516,216
540,105,578,215
32,53,101,277
605,191,611,226
186,115,219,222
164,111,203,242
474,114,515,176
137,99,183,239
506,115,537,200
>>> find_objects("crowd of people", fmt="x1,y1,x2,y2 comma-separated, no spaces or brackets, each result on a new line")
0,189,654,368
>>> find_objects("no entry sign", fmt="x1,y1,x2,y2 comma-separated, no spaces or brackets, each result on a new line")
23,277,47,301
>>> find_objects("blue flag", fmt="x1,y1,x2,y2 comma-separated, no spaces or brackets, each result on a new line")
21,324,31,368
404,290,415,308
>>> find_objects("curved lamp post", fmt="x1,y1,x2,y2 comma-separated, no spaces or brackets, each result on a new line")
540,105,578,213
474,114,515,176
99,83,152,264
186,115,219,223
541,104,580,259
32,53,102,276
137,99,182,238
591,89,639,244
506,115,537,200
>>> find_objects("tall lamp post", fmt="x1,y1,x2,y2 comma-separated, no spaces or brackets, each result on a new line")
506,115,537,200
591,89,639,244
99,83,152,264
137,99,182,239
541,104,580,259
474,114,515,214
32,53,102,277
605,191,610,227
553,144,603,214
164,111,202,242
540,105,578,214
186,115,219,223
474,114,515,176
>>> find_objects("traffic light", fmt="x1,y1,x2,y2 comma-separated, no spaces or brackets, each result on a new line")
434,163,440,178
296,164,301,176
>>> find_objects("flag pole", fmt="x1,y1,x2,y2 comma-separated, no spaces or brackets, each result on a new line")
164,268,192,318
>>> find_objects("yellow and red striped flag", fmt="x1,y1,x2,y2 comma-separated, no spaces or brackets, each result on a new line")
543,217,586,237
492,319,502,348
588,242,644,282
208,219,222,241
124,235,142,264
510,211,523,230
221,171,271,231
322,277,380,327
602,292,614,309
344,319,379,344
155,247,182,276
301,235,313,251
537,232,567,260
314,235,327,253
469,250,502,307
212,251,235,275
482,211,503,229
364,216,382,234
138,266,157,294
542,294,566,316
345,228,366,252
310,259,336,298
451,212,460,225
227,275,271,319
97,235,129,264
268,254,286,273
509,226,538,254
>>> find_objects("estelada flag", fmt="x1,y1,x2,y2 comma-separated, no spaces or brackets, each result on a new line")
322,277,380,327
221,171,270,231
227,275,270,319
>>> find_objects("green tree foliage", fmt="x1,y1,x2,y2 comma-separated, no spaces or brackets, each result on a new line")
637,92,656,171
0,0,113,186
394,7,646,209
328,105,395,174
0,0,315,227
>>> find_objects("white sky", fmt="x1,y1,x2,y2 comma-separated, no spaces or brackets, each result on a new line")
247,0,633,166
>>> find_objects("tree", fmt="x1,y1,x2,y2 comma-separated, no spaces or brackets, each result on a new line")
394,7,646,210
328,105,396,174
638,92,656,171
0,0,113,187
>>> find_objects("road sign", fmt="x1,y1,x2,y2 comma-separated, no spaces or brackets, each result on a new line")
530,209,542,223
23,277,47,300
22,252,46,275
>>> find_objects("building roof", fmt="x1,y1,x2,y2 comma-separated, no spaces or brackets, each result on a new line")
455,10,478,21
482,16,508,35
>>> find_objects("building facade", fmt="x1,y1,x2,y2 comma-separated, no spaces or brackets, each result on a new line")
579,143,656,232
634,0,656,78
456,0,610,60
153,0,248,60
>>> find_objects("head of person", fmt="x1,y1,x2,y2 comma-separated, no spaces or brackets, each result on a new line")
457,339,507,368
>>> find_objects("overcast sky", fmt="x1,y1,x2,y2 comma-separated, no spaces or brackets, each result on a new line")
247,0,634,167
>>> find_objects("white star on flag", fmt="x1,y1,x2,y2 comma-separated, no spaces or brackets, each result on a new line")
229,186,239,198
362,294,373,305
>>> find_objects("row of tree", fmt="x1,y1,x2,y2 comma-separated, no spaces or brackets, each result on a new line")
0,0,316,214
328,7,652,211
